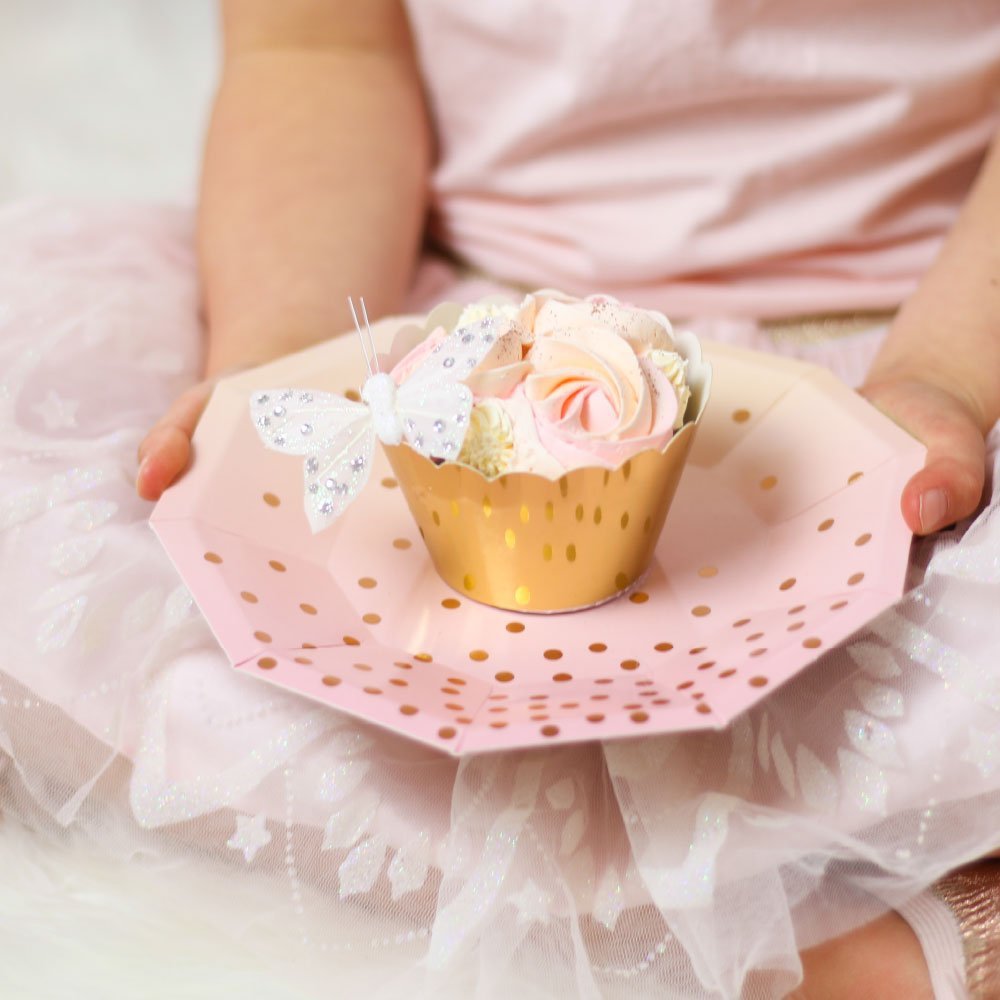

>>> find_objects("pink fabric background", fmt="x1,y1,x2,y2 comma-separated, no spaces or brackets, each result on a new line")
407,0,1000,317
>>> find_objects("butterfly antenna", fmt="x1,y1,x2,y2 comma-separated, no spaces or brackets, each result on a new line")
360,297,380,373
348,296,374,377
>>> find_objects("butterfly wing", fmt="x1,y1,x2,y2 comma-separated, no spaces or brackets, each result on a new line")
250,388,374,532
397,315,518,459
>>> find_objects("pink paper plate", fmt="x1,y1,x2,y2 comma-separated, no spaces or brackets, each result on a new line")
151,321,925,755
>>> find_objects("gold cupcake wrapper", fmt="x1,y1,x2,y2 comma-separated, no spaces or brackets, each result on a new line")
385,421,700,613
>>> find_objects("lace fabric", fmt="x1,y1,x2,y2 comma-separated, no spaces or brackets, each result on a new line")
2,200,999,999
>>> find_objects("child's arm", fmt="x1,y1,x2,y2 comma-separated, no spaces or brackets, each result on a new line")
862,133,1000,534
137,0,430,501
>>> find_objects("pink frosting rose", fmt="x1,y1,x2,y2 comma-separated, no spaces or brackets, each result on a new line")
523,325,678,470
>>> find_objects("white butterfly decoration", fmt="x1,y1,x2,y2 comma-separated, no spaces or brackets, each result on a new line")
250,298,512,532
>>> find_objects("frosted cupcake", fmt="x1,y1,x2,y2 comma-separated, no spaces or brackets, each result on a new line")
381,291,711,611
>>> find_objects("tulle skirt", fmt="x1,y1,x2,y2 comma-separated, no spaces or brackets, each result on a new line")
1,200,999,999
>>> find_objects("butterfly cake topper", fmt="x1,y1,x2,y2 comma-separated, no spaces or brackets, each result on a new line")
250,297,507,532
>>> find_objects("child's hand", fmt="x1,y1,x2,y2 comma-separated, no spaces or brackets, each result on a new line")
860,372,988,535
136,380,218,502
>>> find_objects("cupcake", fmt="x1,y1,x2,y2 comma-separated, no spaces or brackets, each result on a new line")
250,291,711,612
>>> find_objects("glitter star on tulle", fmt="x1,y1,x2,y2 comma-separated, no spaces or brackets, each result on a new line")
226,813,272,863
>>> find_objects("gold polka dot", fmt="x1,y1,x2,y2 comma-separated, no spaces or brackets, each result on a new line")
566,544,577,562
830,600,849,610
614,572,629,590
363,686,382,696
381,477,398,489
575,504,584,522
345,389,361,402
788,604,806,615
544,649,563,661
787,621,805,632
676,681,694,691
268,559,286,572
586,713,605,723
393,661,413,670
559,476,569,498
414,652,433,662
294,656,312,665
300,603,317,615
848,471,864,485
695,703,712,715
749,676,769,687
593,506,603,525
343,635,360,646
855,533,872,546
803,637,822,649
322,675,341,687
732,409,751,423
438,727,456,740
469,649,489,662
302,643,316,649
432,511,441,526
444,703,463,711
818,518,834,532
482,496,492,518
629,592,649,604
506,621,525,633
358,577,377,589
779,578,796,591
848,572,865,586
362,613,381,624
520,505,530,524
463,574,475,591
620,659,639,671
262,493,281,507
620,512,630,530
450,500,460,518
698,566,718,578
545,501,554,521
719,669,736,678
257,656,276,670
515,585,531,606
623,460,632,481
441,598,460,610
654,642,673,652
447,677,467,686
691,605,711,617
504,528,516,549
489,721,508,729
540,725,560,737
759,475,778,491
560,702,579,709
495,671,514,683
253,630,272,643
529,694,548,701
689,645,707,654
732,618,751,628
542,543,553,561
750,648,767,658
240,591,258,604
630,711,649,723
552,673,573,684
697,661,716,671
353,663,372,672
399,704,418,715
393,538,412,550
589,642,607,653
203,551,222,564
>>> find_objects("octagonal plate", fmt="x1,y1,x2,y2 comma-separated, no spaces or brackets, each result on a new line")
151,320,924,755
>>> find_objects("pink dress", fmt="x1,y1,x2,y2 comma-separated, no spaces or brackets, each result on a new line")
1,5,998,998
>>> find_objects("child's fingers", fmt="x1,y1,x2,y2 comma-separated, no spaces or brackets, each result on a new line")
136,381,216,501
861,379,987,535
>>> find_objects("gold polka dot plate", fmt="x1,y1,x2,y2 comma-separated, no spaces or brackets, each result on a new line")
151,318,925,755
